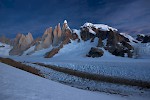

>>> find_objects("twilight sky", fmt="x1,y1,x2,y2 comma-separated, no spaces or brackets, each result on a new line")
0,0,150,38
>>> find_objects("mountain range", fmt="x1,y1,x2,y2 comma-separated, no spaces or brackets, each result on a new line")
0,20,150,59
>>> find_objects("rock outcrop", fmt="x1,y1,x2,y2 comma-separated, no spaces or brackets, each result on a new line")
45,20,72,58
35,27,53,51
45,48,60,58
9,32,34,55
45,22,135,58
7,21,136,58
80,23,134,58
35,20,72,51
0,35,11,45
86,47,104,58
136,34,150,43
52,24,62,46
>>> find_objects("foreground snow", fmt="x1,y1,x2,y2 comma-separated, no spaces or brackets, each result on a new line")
0,63,129,100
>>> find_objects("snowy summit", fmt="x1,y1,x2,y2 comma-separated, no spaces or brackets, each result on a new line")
64,20,67,24
81,22,118,31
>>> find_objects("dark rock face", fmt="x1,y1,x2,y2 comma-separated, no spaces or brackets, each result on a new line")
136,34,150,43
136,34,144,41
87,47,104,58
71,33,79,40
142,36,150,43
80,27,95,41
45,48,60,58
45,37,71,58
97,37,103,47
106,30,118,47
94,30,108,40
105,30,134,58
72,30,80,42
80,23,134,58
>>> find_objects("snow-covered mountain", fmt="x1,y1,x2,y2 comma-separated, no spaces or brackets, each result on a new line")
0,21,150,100
0,21,149,59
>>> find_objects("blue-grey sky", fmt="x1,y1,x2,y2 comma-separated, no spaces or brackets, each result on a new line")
0,0,150,38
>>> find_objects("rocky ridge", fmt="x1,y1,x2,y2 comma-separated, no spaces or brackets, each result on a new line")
0,21,140,58
9,32,34,55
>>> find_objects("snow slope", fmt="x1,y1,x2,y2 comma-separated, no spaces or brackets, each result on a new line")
136,43,150,58
120,33,138,43
23,46,53,56
0,62,128,100
10,39,150,82
0,42,12,56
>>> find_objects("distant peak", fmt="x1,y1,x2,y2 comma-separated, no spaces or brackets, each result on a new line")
64,20,67,24
28,32,32,35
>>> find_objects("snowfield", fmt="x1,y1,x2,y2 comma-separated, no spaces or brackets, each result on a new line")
0,36,150,100
0,62,129,100
136,43,150,58
23,45,53,56
0,43,12,56
10,40,150,82
24,62,150,97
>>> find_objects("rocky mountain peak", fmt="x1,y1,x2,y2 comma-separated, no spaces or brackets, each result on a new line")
42,27,53,40
62,20,70,30
64,20,67,24
8,21,137,58
19,34,25,45
57,23,62,39
0,35,11,45
79,22,135,58
9,33,34,55
26,32,34,44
